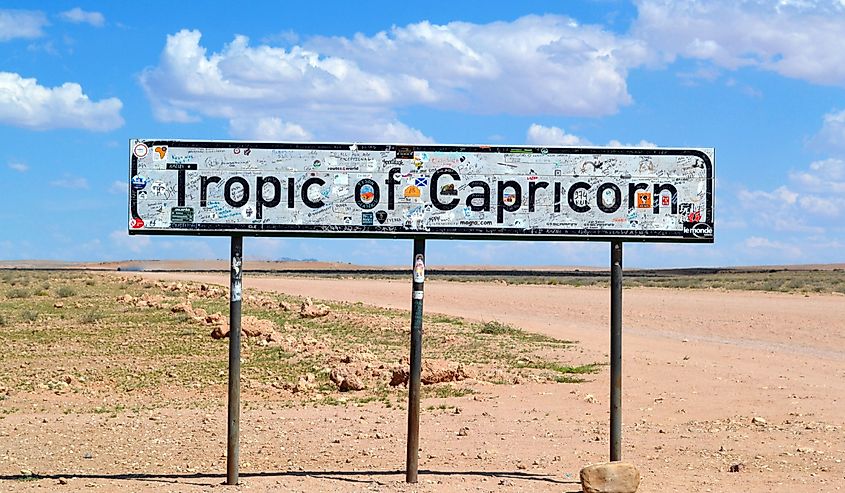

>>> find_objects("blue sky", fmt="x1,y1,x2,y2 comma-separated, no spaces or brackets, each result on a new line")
1,0,844,267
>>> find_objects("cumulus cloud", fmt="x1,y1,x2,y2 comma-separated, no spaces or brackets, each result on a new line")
110,230,151,254
0,9,47,41
141,17,648,140
633,0,845,87
58,7,105,27
525,123,656,148
109,181,126,194
8,162,28,172
526,123,588,146
812,109,845,152
228,117,312,141
0,72,123,131
737,153,845,247
49,176,88,189
743,236,803,258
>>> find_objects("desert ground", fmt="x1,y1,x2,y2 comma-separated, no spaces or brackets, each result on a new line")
0,268,843,492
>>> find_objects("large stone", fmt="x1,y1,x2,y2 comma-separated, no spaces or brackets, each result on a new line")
299,298,330,318
580,462,640,493
339,375,365,392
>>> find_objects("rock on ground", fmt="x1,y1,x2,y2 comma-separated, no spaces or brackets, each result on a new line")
299,297,330,318
209,315,277,340
389,360,469,387
580,462,640,493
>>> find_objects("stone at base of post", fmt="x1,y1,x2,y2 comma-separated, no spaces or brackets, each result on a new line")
580,462,640,493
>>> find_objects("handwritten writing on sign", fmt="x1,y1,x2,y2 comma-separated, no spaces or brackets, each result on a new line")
128,140,714,242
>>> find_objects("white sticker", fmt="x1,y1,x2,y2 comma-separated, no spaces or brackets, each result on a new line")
133,142,149,158
412,290,424,300
413,254,425,283
231,280,242,302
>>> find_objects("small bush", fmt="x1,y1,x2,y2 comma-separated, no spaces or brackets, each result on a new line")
56,286,76,298
480,320,516,335
81,311,103,324
21,310,39,322
6,288,30,299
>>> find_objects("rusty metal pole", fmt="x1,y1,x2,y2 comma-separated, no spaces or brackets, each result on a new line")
610,240,623,461
406,237,426,483
226,235,243,485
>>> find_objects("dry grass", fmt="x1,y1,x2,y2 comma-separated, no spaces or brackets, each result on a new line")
0,271,587,415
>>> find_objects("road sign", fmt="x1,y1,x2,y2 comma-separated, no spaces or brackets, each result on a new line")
129,140,714,241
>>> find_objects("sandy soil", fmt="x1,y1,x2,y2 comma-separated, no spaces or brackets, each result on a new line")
2,273,844,492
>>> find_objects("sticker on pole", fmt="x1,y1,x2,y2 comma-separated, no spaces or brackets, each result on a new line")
413,254,425,283
129,140,714,242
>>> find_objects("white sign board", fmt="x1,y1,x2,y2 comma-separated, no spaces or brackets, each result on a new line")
129,140,714,242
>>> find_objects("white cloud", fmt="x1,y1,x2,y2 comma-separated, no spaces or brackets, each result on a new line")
0,72,123,131
49,176,88,189
58,8,105,27
813,109,845,152
737,150,845,245
141,17,649,140
792,158,845,189
526,123,588,146
228,117,312,141
7,162,28,172
607,139,657,148
633,0,845,87
525,123,656,148
743,237,803,258
0,9,47,41
110,230,151,254
109,181,126,194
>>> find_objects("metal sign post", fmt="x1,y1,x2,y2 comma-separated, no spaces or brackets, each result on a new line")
406,238,426,483
610,240,623,461
226,235,243,485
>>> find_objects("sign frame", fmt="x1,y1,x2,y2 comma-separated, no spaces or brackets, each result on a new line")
128,140,714,243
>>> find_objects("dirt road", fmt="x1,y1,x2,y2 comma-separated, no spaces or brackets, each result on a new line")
126,272,845,492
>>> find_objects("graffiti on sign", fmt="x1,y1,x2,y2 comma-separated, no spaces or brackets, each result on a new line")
129,141,714,242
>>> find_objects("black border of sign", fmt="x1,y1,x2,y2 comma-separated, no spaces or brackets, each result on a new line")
129,140,714,243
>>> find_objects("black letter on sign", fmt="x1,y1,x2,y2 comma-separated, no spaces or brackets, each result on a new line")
287,177,295,208
224,176,250,208
385,167,400,210
167,163,197,207
200,176,222,207
466,181,490,212
652,183,678,214
597,183,622,213
256,176,282,219
177,169,187,206
528,181,549,212
301,177,326,209
568,181,591,213
497,180,522,223
554,182,562,213
430,168,460,211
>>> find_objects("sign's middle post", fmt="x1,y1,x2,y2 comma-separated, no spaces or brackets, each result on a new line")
406,237,425,483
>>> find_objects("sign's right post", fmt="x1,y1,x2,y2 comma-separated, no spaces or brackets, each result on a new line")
610,240,623,461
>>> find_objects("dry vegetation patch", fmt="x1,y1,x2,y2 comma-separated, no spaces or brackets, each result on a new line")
0,271,594,415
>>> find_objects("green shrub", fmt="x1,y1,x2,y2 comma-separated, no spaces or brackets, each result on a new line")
81,311,103,324
6,288,30,299
56,286,76,298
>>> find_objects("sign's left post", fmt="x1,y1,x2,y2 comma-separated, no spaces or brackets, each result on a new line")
227,236,243,485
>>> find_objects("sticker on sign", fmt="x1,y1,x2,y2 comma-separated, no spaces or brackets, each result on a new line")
128,140,714,242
